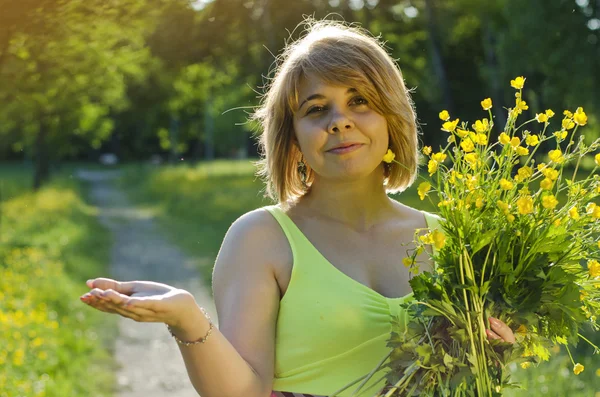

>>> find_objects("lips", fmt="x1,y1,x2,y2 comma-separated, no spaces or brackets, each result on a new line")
327,143,363,151
327,143,364,154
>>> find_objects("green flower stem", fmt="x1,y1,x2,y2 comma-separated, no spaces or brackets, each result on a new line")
459,249,486,395
332,350,392,396
565,344,576,366
513,118,537,134
382,363,419,397
577,333,600,352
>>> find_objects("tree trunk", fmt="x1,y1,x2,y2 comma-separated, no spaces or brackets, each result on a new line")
33,122,50,191
424,0,454,114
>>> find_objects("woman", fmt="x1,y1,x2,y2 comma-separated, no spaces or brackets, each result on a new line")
80,19,515,397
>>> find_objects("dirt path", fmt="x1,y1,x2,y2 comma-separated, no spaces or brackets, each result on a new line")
77,169,217,397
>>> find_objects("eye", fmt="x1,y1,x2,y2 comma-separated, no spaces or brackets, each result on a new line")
351,96,368,106
306,105,326,115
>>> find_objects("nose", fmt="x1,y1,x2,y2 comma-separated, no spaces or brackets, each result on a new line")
327,109,355,134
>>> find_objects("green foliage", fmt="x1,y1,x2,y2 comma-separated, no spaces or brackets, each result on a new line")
0,167,116,396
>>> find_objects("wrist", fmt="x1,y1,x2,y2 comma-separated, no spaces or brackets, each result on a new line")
168,303,213,341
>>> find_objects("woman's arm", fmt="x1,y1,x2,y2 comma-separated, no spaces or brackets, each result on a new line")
173,209,282,397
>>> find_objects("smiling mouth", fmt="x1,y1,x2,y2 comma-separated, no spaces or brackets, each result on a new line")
327,144,364,154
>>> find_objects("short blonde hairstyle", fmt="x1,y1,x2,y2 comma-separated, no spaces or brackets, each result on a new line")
252,18,420,207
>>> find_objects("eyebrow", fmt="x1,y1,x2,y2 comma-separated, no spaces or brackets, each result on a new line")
298,88,358,110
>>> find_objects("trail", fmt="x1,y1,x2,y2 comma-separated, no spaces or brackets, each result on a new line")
77,169,217,397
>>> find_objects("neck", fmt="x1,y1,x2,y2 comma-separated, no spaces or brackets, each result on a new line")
296,167,395,232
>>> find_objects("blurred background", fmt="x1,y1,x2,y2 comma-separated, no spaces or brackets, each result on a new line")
0,0,599,396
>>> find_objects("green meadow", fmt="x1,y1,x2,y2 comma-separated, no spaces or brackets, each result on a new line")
0,164,117,397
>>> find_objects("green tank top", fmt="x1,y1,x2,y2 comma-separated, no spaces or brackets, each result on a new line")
263,205,442,396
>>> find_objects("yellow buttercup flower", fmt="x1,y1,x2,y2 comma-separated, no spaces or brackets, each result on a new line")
574,107,587,126
449,171,463,184
432,229,446,250
515,146,529,156
541,168,559,181
553,218,561,227
562,118,575,130
475,133,488,145
592,205,600,219
515,98,529,113
569,206,580,220
564,110,573,117
439,110,450,121
428,160,439,175
595,153,600,167
525,134,539,146
500,178,514,190
542,194,558,210
588,260,600,277
510,137,521,148
511,76,526,89
456,128,469,138
554,130,568,140
383,149,396,163
520,362,532,369
402,257,414,267
423,146,432,156
473,119,489,133
475,196,484,208
499,132,511,145
535,113,548,123
442,119,459,132
573,363,584,375
497,200,510,212
481,98,492,110
431,152,447,163
545,109,555,118
507,214,515,223
516,196,534,215
464,153,479,167
548,149,564,163
460,138,475,153
417,182,431,201
516,166,533,181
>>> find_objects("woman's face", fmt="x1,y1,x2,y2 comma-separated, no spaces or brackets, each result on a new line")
292,73,389,183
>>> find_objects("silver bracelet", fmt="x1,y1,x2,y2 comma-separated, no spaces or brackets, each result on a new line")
166,307,214,346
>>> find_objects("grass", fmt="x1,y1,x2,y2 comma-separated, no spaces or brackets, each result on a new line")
0,163,118,397
117,158,598,396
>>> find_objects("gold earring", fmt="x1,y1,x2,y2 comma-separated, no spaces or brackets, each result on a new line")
297,156,307,184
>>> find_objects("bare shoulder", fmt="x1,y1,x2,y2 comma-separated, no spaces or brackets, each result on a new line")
391,200,429,230
211,206,291,298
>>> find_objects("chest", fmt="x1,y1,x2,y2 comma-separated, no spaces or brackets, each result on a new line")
274,215,431,300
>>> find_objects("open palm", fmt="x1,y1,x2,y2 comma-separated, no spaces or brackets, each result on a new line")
80,277,196,328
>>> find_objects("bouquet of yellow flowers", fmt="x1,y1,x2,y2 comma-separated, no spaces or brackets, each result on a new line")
348,77,600,396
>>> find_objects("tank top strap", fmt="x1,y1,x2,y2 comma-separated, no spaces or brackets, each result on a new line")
262,205,303,261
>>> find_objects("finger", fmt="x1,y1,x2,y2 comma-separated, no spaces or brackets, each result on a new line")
489,317,516,344
87,278,136,295
98,293,158,318
486,328,501,340
84,295,152,321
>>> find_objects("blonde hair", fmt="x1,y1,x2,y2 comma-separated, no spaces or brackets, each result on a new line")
252,18,420,207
